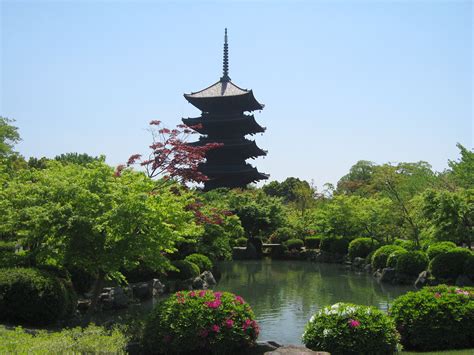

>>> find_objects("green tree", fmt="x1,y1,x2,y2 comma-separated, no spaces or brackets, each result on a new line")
3,162,201,315
448,143,474,189
54,152,104,166
336,160,376,196
0,117,21,157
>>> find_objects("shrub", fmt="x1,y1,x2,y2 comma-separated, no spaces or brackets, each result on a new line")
348,238,380,260
168,260,200,280
464,254,474,279
302,302,399,354
185,253,213,272
426,241,457,260
395,251,428,277
393,239,416,250
285,238,304,251
143,290,259,354
0,268,77,325
386,250,408,268
304,236,321,249
235,237,248,247
320,236,350,255
0,325,128,353
390,285,474,351
429,248,473,281
269,227,297,243
0,241,29,268
371,245,405,270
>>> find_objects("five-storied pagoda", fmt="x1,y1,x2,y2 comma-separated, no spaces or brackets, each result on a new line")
183,29,268,191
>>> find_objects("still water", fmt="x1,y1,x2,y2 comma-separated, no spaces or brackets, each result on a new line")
214,259,413,345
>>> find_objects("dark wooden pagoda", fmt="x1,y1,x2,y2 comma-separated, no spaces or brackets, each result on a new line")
183,29,268,190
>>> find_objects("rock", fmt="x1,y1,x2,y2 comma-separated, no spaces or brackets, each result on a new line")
99,286,130,310
200,271,216,285
152,278,165,296
377,268,396,283
130,281,153,300
192,276,208,290
77,299,90,312
364,264,372,273
455,274,474,287
415,270,430,289
265,345,329,354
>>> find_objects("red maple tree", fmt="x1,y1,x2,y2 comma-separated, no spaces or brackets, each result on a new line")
117,120,221,185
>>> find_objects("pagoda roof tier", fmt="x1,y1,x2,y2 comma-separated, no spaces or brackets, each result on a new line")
184,80,264,113
199,163,269,179
182,114,265,135
190,138,267,158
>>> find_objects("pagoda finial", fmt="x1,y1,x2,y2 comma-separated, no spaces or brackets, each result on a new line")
220,28,231,82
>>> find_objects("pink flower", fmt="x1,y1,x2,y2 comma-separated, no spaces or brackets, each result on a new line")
235,296,245,304
199,290,207,297
455,289,469,296
434,292,442,298
242,319,252,331
198,329,209,338
205,299,222,309
211,324,220,332
348,319,361,328
224,319,234,328
214,292,222,299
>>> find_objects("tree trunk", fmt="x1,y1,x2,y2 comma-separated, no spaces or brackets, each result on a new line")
83,270,105,325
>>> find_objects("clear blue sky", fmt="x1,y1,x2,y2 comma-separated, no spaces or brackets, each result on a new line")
1,0,472,189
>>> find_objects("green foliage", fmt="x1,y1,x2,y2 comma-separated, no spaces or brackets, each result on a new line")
448,143,474,189
302,302,399,354
464,254,474,279
336,160,376,196
0,268,76,325
285,238,304,251
143,290,259,354
320,236,350,255
348,237,380,260
393,238,417,250
185,253,213,272
263,177,313,203
0,117,21,157
426,241,457,260
169,260,200,280
395,251,428,277
0,325,128,353
386,249,408,268
269,227,297,243
235,237,247,247
420,188,473,246
390,285,474,351
371,245,406,270
304,236,321,249
228,189,286,237
429,248,473,281
54,152,103,165
68,266,96,294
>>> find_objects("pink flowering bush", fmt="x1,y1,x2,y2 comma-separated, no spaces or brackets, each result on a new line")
302,302,399,354
390,285,474,351
142,290,259,354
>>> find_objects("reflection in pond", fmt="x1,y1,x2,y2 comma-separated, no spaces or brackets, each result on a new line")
215,259,414,345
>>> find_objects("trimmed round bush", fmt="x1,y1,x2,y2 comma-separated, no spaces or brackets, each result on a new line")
348,238,380,260
285,238,304,251
390,285,474,351
169,260,200,280
429,248,473,281
302,302,399,354
0,268,77,325
393,239,416,250
386,249,408,268
395,251,428,277
235,237,248,247
185,253,213,272
426,241,457,260
304,236,321,249
320,236,350,255
464,254,474,279
371,245,405,270
269,227,297,243
143,290,259,354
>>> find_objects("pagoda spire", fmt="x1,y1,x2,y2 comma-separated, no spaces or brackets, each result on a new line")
220,28,231,82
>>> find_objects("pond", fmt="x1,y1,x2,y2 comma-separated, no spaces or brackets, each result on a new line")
214,259,414,345
93,259,414,345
